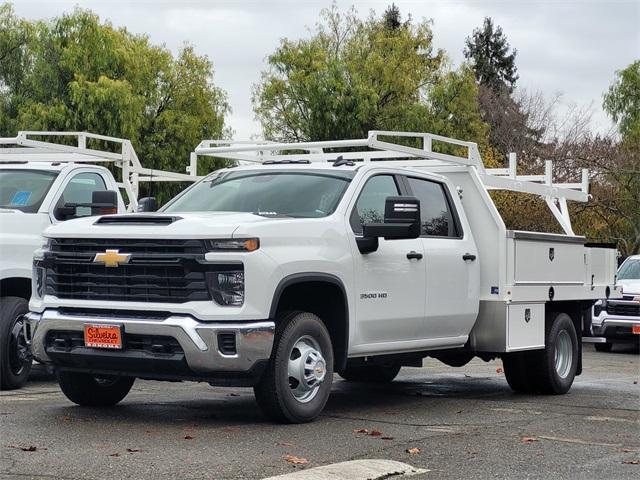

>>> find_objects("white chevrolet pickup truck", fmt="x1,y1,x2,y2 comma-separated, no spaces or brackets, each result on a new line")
25,131,618,423
0,131,198,390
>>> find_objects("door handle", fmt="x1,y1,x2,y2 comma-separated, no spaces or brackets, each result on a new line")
462,253,476,261
407,251,423,260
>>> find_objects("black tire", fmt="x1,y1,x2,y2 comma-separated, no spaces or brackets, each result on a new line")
594,342,613,352
502,351,537,394
340,363,401,383
254,311,334,423
58,371,134,406
0,296,32,390
531,312,578,394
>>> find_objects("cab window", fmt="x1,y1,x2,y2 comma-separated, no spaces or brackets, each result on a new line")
350,175,399,234
406,177,460,237
54,172,107,220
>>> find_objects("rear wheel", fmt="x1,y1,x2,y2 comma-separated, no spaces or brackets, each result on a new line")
532,312,578,394
0,297,32,390
594,342,613,352
502,351,536,393
254,311,333,423
58,371,134,406
340,363,401,383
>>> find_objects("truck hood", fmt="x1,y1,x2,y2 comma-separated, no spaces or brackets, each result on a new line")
44,212,273,239
618,279,640,296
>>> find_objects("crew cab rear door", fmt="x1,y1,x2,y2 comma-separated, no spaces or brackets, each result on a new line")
402,174,480,340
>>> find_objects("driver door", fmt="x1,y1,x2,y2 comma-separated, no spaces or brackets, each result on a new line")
349,174,426,350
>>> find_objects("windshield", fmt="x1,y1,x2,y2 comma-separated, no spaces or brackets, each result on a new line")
0,169,58,213
163,170,353,218
618,258,640,280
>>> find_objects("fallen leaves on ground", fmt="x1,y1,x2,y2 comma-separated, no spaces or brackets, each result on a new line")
381,436,394,441
109,453,120,457
619,448,633,453
622,460,640,465
7,445,39,452
183,435,194,440
369,429,382,437
126,448,141,453
283,454,309,465
276,442,296,447
353,428,368,434
496,367,504,374
521,436,538,444
406,447,421,454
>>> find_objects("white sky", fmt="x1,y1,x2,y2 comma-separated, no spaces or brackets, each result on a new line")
10,0,640,140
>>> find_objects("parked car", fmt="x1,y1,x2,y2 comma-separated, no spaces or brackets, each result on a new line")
592,255,640,352
24,131,617,423
0,131,198,390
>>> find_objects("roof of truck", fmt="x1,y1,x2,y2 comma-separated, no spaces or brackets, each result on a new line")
0,162,68,172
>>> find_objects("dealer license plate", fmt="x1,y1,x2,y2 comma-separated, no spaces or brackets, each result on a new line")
84,324,123,349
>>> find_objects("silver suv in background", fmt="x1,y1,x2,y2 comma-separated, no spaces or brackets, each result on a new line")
592,255,640,352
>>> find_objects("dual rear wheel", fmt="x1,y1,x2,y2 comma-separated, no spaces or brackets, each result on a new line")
503,312,578,394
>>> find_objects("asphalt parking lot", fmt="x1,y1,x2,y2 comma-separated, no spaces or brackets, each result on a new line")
1,345,638,480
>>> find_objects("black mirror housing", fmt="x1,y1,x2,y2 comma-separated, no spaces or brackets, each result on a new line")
357,196,421,253
91,190,118,215
137,197,157,213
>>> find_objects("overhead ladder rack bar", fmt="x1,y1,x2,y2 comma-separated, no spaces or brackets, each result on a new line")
194,130,589,235
0,131,202,211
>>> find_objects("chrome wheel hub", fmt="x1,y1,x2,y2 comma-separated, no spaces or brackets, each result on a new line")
288,336,326,403
554,329,573,379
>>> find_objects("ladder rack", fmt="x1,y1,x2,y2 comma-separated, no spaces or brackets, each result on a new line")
0,131,202,211
195,130,589,235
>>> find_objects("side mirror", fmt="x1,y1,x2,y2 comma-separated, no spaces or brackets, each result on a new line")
91,190,118,216
137,197,157,213
357,196,421,254
55,190,118,220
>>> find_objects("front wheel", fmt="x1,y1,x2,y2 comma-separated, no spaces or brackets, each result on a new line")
58,371,135,406
254,311,333,423
0,297,32,390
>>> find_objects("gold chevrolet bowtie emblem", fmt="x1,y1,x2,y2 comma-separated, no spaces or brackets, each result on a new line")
93,249,131,268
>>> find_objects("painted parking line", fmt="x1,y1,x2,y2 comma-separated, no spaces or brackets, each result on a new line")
262,459,428,480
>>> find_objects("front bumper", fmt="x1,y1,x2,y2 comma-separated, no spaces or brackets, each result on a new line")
24,309,274,385
592,313,640,341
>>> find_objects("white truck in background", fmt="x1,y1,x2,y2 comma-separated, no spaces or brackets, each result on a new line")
592,255,640,351
25,131,619,423
0,131,200,389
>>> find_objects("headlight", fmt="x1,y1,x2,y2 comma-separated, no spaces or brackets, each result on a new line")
206,266,245,306
207,238,259,252
593,299,606,317
32,261,46,300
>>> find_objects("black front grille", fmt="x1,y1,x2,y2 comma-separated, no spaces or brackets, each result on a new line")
45,238,211,303
607,302,640,317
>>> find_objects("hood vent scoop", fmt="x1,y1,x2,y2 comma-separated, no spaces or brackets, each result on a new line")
94,215,182,226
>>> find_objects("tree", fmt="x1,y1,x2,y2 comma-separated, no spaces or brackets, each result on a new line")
464,17,518,93
603,60,640,144
0,5,230,203
253,4,488,148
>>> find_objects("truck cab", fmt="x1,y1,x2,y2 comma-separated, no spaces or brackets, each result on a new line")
0,131,199,390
